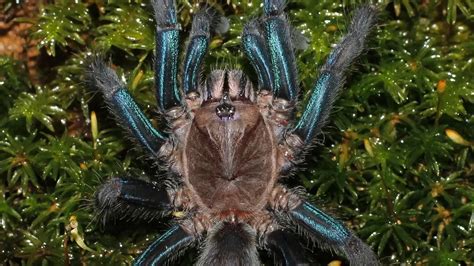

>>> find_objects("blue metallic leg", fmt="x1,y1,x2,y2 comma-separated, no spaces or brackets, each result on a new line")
95,177,172,224
151,0,182,111
262,0,298,101
293,6,377,144
266,229,309,266
290,201,378,266
242,19,274,91
86,59,166,157
182,8,214,95
134,225,195,266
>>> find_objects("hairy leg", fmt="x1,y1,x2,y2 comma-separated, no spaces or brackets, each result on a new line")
266,229,309,266
94,177,172,224
262,0,299,102
86,59,166,157
182,8,210,97
246,0,299,131
151,0,182,111
293,6,377,144
269,186,378,265
290,201,379,266
182,7,223,96
242,19,274,91
134,224,195,266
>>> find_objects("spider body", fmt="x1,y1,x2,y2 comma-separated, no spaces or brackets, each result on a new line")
87,0,379,265
183,71,275,214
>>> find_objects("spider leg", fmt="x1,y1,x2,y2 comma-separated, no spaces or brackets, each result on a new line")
182,8,214,96
293,6,377,144
290,201,379,266
94,177,172,224
262,0,298,101
134,224,195,266
86,60,166,157
266,229,309,265
151,0,182,111
242,19,274,91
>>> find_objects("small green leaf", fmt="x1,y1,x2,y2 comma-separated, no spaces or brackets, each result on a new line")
31,3,90,56
9,89,66,133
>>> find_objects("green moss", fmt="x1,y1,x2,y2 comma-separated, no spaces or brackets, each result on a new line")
1,0,472,265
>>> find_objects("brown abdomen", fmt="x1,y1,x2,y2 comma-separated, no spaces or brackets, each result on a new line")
184,102,275,213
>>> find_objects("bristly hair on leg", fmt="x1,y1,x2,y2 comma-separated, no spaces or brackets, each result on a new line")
290,26,310,51
342,234,379,266
85,56,122,100
262,0,299,101
198,4,229,35
265,229,311,265
292,5,377,145
288,200,380,266
182,4,229,97
94,177,172,225
85,56,167,157
151,0,178,29
190,5,229,37
242,18,275,91
322,5,378,74
151,0,182,111
263,0,287,16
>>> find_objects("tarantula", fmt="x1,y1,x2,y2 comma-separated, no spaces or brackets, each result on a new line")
87,0,378,265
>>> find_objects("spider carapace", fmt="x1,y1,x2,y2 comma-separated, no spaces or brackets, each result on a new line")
186,70,275,212
87,0,379,265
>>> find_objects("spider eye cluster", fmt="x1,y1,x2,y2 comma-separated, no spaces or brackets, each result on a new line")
216,101,236,119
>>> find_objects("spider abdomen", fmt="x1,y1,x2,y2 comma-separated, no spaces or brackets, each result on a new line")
183,101,277,213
